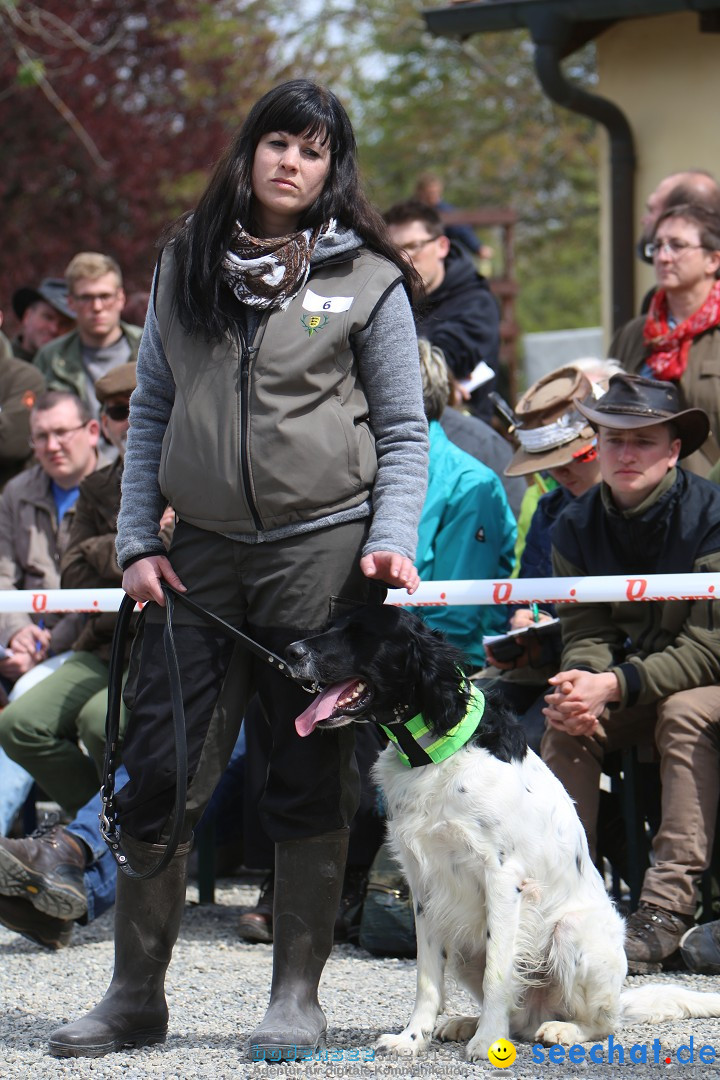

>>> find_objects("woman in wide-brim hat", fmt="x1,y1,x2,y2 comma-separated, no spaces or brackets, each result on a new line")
473,364,608,753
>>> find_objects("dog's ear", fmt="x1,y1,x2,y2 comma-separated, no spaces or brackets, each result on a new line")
404,619,470,734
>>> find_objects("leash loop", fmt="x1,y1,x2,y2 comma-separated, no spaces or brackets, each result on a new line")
100,583,318,878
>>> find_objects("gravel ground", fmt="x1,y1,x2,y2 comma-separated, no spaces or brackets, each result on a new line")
2,875,720,1080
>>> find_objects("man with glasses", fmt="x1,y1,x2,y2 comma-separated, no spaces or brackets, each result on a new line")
0,363,176,951
33,253,141,418
0,390,102,840
384,200,500,420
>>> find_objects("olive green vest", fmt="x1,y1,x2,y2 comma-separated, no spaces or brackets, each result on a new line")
155,244,402,534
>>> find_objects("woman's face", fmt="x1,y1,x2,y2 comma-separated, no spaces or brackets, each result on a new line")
652,215,720,298
251,129,331,236
548,450,601,497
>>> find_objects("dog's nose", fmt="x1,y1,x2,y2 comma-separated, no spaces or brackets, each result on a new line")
285,641,310,664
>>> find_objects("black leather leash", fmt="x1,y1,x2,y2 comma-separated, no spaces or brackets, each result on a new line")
100,583,313,878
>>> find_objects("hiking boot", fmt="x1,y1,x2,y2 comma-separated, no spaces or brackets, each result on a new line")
0,893,73,950
624,902,693,974
238,873,274,944
680,920,720,975
0,822,87,920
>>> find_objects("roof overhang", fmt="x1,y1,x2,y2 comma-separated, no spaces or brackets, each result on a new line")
424,0,720,54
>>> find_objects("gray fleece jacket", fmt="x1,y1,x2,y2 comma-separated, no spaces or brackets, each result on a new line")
117,226,428,567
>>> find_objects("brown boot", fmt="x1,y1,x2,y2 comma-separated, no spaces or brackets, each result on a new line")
238,873,274,943
624,902,693,974
0,822,87,920
0,893,74,950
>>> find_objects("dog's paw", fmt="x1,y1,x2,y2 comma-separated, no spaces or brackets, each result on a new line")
535,1021,584,1046
375,1030,430,1058
434,1015,479,1043
465,1032,494,1062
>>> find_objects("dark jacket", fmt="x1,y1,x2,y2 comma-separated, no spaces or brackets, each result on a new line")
416,242,500,387
60,457,125,660
519,485,574,584
0,331,46,490
552,467,720,708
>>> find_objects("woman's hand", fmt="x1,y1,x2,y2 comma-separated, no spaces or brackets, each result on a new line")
122,555,187,607
360,551,420,595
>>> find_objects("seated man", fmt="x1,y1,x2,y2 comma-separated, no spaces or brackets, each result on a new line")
411,339,515,671
10,278,76,363
541,373,720,973
33,252,141,419
0,365,145,817
385,201,500,420
0,311,46,490
0,389,101,835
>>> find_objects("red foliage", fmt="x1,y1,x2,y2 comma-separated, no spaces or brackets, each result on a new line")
0,0,234,329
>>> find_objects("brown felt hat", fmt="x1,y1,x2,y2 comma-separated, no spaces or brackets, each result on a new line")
575,373,709,459
95,362,137,404
504,366,599,477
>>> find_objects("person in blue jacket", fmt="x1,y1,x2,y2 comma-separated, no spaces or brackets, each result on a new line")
412,339,516,671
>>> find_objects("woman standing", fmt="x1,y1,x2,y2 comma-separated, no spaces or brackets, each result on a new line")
612,201,720,476
49,81,428,1061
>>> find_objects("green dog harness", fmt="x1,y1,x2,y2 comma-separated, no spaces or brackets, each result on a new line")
380,684,485,768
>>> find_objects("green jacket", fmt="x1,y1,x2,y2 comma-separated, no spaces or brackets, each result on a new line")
33,322,142,407
0,331,46,490
552,468,720,708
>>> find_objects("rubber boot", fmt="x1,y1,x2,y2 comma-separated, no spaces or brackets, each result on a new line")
48,834,191,1058
247,829,349,1062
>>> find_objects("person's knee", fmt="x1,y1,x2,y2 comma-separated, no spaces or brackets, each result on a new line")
0,700,36,756
656,689,720,748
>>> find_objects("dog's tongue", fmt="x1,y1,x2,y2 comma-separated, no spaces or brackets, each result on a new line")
295,679,358,737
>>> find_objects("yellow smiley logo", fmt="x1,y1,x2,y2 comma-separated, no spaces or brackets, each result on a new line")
488,1038,517,1068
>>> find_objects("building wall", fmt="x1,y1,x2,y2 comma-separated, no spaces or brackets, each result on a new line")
596,12,720,338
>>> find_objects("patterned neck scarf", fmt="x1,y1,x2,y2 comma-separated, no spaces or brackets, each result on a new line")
221,218,336,311
643,279,720,381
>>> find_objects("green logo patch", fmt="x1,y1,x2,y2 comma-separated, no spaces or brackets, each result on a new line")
301,313,329,336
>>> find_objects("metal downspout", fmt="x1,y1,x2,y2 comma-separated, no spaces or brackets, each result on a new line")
529,16,636,332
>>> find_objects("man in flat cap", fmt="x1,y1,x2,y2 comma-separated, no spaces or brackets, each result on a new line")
11,279,76,364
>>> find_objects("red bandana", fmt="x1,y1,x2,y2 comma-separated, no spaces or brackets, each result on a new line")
643,280,720,381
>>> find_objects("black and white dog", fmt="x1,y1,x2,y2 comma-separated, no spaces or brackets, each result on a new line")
289,605,720,1062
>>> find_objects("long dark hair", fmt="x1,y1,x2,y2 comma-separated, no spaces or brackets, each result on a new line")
166,80,418,339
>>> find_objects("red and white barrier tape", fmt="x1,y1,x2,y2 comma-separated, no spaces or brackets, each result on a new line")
0,574,716,614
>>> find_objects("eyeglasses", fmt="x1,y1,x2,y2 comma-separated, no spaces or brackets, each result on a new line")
29,421,90,449
400,237,439,257
71,291,120,308
103,403,130,421
643,239,707,259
